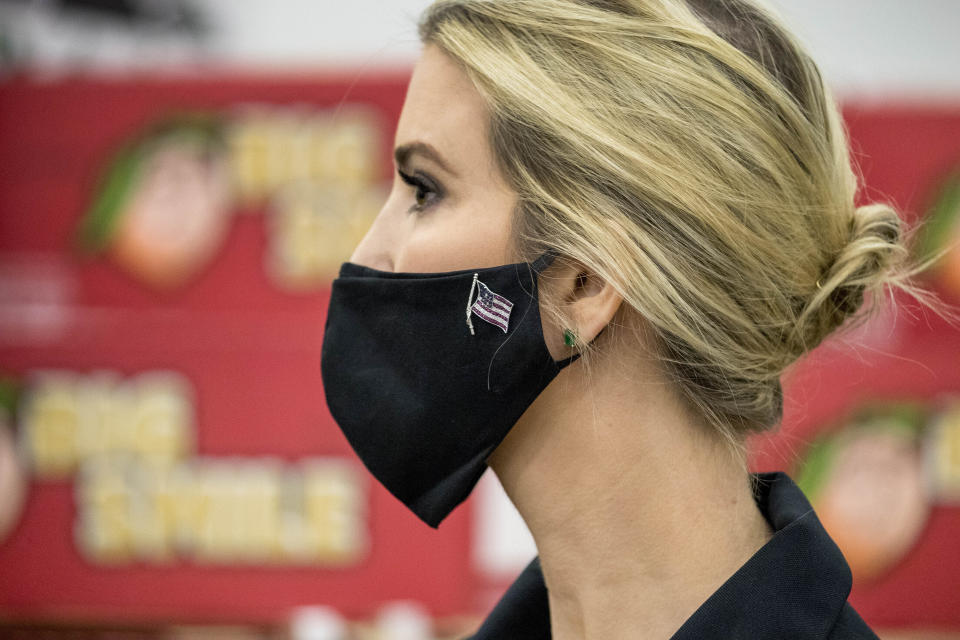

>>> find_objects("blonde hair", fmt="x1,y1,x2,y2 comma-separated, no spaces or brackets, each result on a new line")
418,0,954,462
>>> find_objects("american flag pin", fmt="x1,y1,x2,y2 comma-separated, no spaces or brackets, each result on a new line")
465,273,513,334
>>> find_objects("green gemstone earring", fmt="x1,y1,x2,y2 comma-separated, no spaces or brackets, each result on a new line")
563,328,577,347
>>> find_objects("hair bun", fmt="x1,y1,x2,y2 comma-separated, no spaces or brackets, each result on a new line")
795,203,908,351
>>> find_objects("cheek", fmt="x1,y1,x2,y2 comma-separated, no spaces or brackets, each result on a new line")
353,181,517,273
399,203,513,272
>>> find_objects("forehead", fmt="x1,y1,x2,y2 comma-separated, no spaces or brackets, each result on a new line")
394,44,491,167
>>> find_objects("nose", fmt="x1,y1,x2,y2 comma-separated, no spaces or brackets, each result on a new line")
348,199,396,272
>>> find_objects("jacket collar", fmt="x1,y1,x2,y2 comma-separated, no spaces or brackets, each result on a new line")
469,471,852,639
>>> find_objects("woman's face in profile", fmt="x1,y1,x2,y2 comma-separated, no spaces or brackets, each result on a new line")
349,44,518,274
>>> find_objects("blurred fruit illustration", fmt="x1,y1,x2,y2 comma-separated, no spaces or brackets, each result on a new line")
918,171,960,298
0,377,26,544
76,113,235,290
797,404,930,584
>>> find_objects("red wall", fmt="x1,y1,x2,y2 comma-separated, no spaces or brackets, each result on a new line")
1,75,959,629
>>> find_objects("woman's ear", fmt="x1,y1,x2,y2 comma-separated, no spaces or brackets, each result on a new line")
539,258,622,360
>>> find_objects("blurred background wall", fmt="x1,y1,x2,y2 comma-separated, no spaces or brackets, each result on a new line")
1,2,960,639
2,0,960,98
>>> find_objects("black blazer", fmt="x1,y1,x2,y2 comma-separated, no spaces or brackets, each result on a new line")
466,471,880,639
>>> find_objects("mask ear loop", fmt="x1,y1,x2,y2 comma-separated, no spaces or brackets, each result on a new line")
529,249,559,275
556,351,582,369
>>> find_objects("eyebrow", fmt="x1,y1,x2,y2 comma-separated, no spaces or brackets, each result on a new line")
393,141,458,178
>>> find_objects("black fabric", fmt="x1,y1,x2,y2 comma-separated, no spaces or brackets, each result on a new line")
321,252,581,528
466,471,880,639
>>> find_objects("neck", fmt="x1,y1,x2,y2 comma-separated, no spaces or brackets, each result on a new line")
488,357,774,640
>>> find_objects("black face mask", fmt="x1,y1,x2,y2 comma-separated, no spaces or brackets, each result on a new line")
320,250,587,528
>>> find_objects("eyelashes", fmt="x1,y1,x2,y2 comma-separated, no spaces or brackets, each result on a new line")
397,168,443,214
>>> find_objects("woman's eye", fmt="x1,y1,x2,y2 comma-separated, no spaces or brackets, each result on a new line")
397,169,441,213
